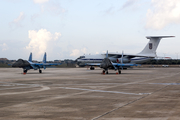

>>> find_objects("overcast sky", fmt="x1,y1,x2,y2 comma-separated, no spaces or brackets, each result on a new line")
1,0,180,60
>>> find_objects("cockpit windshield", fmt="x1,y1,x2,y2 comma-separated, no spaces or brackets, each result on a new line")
77,56,85,59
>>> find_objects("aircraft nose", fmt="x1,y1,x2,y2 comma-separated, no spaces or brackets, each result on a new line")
12,62,18,67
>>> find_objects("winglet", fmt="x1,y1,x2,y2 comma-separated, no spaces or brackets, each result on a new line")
28,52,32,62
43,52,46,63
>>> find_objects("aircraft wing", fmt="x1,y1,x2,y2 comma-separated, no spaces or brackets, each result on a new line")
29,63,61,69
85,63,140,67
106,53,155,58
34,63,61,66
112,63,140,67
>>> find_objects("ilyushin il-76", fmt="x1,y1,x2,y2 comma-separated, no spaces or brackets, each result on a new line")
76,36,174,74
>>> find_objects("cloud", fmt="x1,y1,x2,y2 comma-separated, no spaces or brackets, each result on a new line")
0,43,8,51
33,0,66,15
70,48,87,57
121,0,139,9
26,29,61,59
95,52,99,54
145,0,180,30
31,14,40,21
104,6,115,15
9,12,25,27
33,0,49,4
46,1,67,15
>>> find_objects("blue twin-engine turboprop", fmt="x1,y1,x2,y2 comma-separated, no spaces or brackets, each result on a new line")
12,52,61,74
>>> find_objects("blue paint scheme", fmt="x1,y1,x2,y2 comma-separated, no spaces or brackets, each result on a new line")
26,52,60,71
13,52,61,73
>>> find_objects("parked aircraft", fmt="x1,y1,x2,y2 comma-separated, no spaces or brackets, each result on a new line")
86,51,139,74
76,36,174,71
12,52,60,74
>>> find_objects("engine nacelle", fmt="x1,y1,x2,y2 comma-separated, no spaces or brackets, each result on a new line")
116,57,131,63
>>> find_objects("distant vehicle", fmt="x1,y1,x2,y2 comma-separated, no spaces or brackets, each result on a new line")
12,52,61,74
77,36,174,71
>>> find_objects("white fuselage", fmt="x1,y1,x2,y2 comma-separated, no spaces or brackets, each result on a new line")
77,54,153,65
77,36,174,66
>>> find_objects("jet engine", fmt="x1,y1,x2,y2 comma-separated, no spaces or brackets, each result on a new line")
116,57,131,63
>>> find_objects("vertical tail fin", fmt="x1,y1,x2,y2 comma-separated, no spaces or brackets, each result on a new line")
121,51,124,64
43,52,46,63
138,36,174,56
106,50,108,58
28,52,32,62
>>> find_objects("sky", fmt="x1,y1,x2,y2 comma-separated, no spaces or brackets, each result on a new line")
1,0,180,60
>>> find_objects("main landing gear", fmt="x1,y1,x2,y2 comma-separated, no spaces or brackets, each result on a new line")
102,69,121,75
23,69,27,74
90,66,95,70
118,69,121,74
102,70,108,74
39,69,42,73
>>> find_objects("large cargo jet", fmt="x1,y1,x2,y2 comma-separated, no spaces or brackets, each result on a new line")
76,36,174,71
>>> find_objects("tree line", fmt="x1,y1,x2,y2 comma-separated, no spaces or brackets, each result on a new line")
142,59,180,65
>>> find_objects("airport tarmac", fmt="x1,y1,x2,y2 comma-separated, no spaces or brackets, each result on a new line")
0,67,180,120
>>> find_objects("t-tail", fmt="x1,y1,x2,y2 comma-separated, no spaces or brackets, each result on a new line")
138,36,175,56
43,52,46,63
28,52,32,62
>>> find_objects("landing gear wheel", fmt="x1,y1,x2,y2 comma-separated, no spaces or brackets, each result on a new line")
39,70,42,73
90,66,95,70
106,71,108,74
23,69,27,74
102,70,105,74
118,70,121,74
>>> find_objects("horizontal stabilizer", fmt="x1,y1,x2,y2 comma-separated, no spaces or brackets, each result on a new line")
146,36,175,39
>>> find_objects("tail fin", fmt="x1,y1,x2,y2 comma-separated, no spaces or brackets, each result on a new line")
106,50,108,58
43,52,46,63
28,52,32,62
121,51,124,64
138,36,174,56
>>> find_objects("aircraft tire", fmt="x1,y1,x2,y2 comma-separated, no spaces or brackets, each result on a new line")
39,70,42,73
90,66,95,70
118,70,121,74
23,69,27,73
106,71,108,74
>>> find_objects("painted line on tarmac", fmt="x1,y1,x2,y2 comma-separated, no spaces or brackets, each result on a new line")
58,87,150,95
91,72,180,120
0,86,40,91
0,86,50,96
